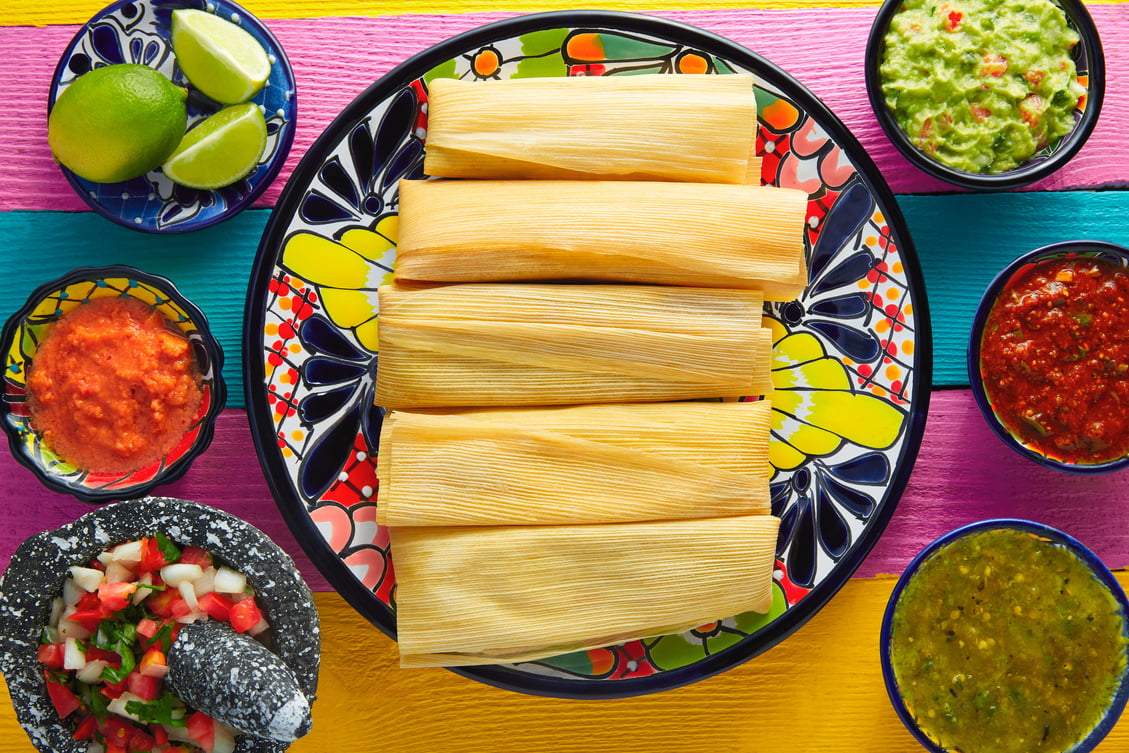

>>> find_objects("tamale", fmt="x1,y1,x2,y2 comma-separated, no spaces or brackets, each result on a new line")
394,179,809,299
427,400,772,476
373,283,773,408
390,515,781,667
375,409,770,527
423,74,760,184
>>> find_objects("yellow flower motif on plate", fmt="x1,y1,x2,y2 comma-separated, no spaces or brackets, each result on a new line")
767,318,905,472
280,215,397,352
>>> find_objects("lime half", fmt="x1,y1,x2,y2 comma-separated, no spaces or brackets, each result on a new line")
162,102,267,189
171,9,271,105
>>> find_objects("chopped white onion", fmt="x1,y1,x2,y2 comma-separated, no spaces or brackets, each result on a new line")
160,563,204,587
192,567,216,598
103,562,133,585
68,566,105,594
75,659,108,684
63,638,86,670
108,539,144,566
212,566,247,595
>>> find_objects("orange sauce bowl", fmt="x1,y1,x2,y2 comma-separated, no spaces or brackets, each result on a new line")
0,266,226,503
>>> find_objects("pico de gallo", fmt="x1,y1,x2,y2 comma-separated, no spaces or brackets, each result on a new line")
39,534,269,753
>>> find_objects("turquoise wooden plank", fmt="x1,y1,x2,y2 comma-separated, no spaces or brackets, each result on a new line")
4,193,1129,401
0,209,270,409
899,191,1129,386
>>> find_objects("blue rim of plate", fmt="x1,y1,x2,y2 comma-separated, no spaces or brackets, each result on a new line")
243,10,934,698
967,240,1129,474
0,264,227,503
879,519,1129,753
47,0,296,234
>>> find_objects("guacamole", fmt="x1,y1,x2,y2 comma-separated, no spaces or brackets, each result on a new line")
888,528,1128,753
879,0,1086,174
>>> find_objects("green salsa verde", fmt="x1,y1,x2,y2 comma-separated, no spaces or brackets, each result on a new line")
879,0,1086,174
889,528,1128,753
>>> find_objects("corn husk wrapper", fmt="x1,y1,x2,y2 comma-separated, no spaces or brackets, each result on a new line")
391,514,781,667
376,406,770,527
423,74,760,184
408,400,772,476
375,283,773,408
394,180,809,299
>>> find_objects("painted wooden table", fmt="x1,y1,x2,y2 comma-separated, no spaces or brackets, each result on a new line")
2,0,1129,750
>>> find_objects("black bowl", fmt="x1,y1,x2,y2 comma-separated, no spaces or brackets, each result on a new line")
865,0,1104,190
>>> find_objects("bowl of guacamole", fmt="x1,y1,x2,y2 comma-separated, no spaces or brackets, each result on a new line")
865,0,1104,189
881,520,1129,753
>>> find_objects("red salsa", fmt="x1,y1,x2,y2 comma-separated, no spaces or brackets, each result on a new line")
980,256,1129,464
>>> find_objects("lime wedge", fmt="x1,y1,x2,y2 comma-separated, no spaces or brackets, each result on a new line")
171,9,271,105
162,103,267,189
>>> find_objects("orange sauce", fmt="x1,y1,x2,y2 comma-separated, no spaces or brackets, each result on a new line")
27,296,204,474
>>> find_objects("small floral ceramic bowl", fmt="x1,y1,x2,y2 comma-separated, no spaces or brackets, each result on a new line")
880,519,1129,753
0,496,320,753
864,0,1104,190
968,241,1129,474
0,265,226,503
48,0,296,232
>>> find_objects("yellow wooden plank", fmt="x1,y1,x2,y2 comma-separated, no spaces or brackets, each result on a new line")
8,0,1129,28
2,575,1127,752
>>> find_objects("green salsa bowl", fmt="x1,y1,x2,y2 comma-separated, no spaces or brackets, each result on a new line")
881,520,1129,753
864,0,1105,190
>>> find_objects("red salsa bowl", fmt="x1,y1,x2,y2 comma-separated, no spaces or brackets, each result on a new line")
968,241,1129,473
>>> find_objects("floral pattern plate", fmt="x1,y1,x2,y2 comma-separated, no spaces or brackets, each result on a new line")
244,11,932,698
48,0,296,233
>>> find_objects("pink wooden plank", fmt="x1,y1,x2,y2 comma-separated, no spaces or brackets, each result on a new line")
0,410,332,593
2,393,1127,595
2,5,1126,212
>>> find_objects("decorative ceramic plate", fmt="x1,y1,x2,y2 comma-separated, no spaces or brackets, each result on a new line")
244,11,933,698
48,0,296,233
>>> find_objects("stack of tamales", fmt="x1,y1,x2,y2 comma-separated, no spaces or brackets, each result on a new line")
376,74,806,668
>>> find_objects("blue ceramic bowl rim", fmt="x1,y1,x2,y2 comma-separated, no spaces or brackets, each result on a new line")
0,264,228,503
863,0,1105,191
967,240,1129,474
879,518,1129,753
46,0,296,234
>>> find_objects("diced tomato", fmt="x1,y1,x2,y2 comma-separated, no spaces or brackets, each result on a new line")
1025,69,1045,86
945,9,962,30
37,643,65,669
186,711,216,753
76,591,102,611
72,713,97,740
129,727,157,752
136,618,160,641
1019,94,1045,127
85,645,122,665
67,606,109,632
44,673,81,718
981,52,1008,78
97,714,137,747
170,597,194,620
98,581,139,611
971,105,992,122
139,646,168,678
152,724,170,745
138,537,170,574
178,546,213,568
229,598,263,634
101,677,128,700
104,744,128,753
127,670,162,701
146,589,185,619
198,592,234,621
